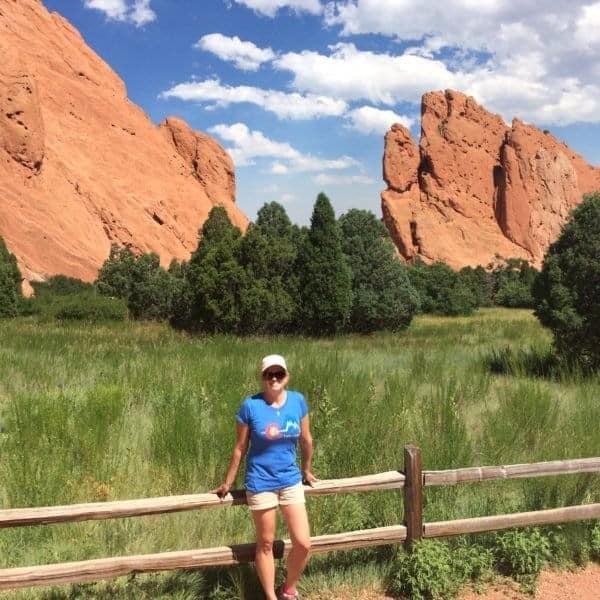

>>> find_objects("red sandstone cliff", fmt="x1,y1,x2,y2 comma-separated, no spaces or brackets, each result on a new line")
382,90,600,268
0,0,248,290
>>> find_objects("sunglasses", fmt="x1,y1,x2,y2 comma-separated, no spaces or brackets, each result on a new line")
263,370,286,381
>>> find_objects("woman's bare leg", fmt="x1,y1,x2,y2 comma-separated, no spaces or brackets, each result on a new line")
280,503,311,594
252,507,278,600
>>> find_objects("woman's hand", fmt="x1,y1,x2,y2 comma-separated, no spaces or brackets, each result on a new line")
211,482,231,498
302,470,318,487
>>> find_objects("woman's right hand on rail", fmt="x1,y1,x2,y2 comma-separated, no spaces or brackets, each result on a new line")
211,482,231,498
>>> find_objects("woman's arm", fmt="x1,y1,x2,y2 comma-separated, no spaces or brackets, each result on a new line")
299,414,317,485
211,421,250,497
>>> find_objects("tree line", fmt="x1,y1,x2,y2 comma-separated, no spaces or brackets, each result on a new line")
2,192,599,367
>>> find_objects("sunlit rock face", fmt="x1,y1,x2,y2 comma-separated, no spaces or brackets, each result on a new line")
382,90,600,268
0,0,248,289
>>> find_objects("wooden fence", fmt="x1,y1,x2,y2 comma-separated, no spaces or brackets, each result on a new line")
1,447,599,590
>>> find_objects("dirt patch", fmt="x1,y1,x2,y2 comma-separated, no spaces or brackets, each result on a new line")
305,564,600,599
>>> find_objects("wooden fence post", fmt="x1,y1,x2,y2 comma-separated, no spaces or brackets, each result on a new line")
403,445,423,550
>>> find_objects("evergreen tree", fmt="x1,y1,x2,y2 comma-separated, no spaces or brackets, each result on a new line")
0,237,21,318
533,193,600,370
296,193,351,334
339,209,420,332
238,223,295,333
187,206,247,332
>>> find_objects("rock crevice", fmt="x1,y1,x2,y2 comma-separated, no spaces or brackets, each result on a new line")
382,90,600,268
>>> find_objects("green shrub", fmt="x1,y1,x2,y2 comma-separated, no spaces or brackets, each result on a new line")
492,258,537,308
53,293,128,322
389,541,457,600
591,522,600,560
31,275,94,297
0,236,22,318
533,193,600,370
408,261,478,316
494,528,551,591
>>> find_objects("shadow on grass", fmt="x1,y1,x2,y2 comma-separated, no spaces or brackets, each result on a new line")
484,346,565,380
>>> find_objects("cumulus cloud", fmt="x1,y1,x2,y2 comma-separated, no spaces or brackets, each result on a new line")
83,0,156,26
319,0,600,125
161,79,347,119
313,173,375,185
346,106,414,135
274,43,455,104
196,34,275,71
208,123,358,172
231,0,322,17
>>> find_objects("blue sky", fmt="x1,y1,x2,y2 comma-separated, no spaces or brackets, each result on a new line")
43,0,600,225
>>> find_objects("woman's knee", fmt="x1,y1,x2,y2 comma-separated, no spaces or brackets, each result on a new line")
292,536,311,555
257,537,275,554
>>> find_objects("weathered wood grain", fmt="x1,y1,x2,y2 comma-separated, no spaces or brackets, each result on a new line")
0,525,408,590
424,457,600,486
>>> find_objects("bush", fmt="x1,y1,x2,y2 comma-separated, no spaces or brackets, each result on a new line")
31,275,94,297
388,539,493,599
492,258,537,308
0,236,22,318
591,522,600,561
533,193,600,370
388,540,456,600
494,528,551,590
408,261,478,316
53,293,128,322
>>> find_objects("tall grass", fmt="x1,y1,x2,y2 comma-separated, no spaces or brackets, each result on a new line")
0,308,598,598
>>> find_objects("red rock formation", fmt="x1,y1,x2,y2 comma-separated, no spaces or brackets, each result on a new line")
0,0,248,290
382,90,600,268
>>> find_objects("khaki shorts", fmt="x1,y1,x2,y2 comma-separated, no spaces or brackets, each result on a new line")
246,482,305,511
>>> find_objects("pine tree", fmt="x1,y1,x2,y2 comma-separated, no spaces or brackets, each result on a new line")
339,209,420,332
187,206,247,332
296,193,351,334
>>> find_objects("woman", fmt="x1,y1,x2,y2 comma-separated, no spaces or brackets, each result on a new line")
212,354,317,600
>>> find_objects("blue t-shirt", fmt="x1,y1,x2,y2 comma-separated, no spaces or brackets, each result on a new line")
236,390,308,493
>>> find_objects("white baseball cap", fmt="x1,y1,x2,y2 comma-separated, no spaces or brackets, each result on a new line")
261,354,288,373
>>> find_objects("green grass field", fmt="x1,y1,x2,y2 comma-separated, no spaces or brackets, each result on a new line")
0,309,599,598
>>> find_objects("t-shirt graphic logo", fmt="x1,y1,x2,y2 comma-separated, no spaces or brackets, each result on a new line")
263,420,300,440
264,423,281,439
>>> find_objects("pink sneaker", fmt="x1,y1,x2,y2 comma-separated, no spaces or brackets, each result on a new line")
276,584,300,600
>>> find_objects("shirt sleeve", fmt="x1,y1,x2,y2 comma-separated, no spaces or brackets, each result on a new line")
236,399,251,425
299,393,309,419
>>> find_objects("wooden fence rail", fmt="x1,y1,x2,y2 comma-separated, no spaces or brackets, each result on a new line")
1,448,599,590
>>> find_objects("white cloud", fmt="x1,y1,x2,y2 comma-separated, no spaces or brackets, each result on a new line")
130,0,156,26
274,43,455,104
84,0,128,20
208,123,358,172
83,0,155,26
313,173,375,185
196,34,275,71
346,106,414,135
232,0,322,17
318,1,600,125
161,79,347,119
